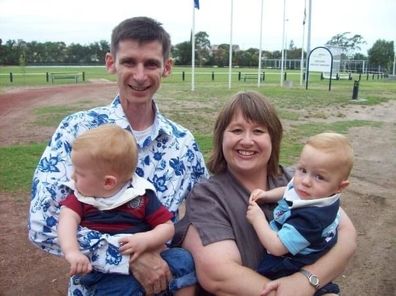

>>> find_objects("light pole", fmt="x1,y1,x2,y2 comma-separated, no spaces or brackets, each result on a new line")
258,0,264,87
280,0,286,86
305,0,312,86
300,0,307,86
228,0,234,89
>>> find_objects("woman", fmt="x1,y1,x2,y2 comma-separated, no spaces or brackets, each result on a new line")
173,91,356,296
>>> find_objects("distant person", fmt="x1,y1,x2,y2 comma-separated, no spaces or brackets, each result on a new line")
247,132,354,295
58,124,196,295
29,17,208,295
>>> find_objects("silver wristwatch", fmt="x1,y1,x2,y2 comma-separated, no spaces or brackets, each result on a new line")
299,269,320,289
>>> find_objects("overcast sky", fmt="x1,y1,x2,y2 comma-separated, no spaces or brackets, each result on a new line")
1,0,395,54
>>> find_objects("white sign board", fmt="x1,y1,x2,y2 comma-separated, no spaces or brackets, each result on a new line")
309,47,332,72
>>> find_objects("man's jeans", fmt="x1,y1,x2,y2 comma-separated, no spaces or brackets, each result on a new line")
76,247,196,296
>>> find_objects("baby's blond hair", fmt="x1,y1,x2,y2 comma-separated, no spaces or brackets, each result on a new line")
306,132,354,179
72,124,137,182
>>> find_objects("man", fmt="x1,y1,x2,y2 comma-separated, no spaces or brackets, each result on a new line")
29,17,208,295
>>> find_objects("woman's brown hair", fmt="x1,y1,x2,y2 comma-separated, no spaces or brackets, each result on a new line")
207,91,283,177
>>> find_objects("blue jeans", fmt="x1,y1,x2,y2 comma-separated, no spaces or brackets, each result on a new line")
257,255,340,296
76,247,196,296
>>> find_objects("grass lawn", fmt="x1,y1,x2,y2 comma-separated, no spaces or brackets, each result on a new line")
0,65,395,193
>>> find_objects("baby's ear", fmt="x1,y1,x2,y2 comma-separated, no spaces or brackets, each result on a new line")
104,175,118,190
337,180,350,192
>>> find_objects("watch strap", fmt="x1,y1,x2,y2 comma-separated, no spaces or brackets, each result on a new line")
299,268,320,289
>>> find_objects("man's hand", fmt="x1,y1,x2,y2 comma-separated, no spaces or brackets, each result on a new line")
130,250,172,295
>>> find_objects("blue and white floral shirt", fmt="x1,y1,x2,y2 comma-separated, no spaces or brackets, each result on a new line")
28,95,208,295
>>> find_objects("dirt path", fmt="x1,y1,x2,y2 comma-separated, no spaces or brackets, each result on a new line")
0,84,395,295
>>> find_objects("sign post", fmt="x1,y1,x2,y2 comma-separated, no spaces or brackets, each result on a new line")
306,46,333,91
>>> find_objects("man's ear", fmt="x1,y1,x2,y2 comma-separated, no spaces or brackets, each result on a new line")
105,52,116,74
162,58,173,77
337,180,350,192
104,175,118,190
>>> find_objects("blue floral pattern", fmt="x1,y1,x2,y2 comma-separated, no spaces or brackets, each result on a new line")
105,244,123,266
28,96,208,295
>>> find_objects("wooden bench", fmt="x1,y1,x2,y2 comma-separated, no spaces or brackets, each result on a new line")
243,73,264,82
50,72,81,84
321,72,352,80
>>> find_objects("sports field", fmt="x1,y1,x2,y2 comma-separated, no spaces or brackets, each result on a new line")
0,67,395,295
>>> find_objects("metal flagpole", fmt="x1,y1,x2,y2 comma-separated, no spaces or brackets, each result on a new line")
300,0,306,86
228,0,234,89
191,1,196,91
258,0,264,87
280,0,286,87
305,0,312,85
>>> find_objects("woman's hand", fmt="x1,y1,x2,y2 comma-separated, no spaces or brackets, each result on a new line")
183,225,271,296
261,208,357,296
260,280,279,296
129,251,171,295
261,272,316,296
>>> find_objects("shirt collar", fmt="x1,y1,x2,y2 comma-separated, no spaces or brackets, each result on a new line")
63,174,155,211
284,179,340,209
112,95,173,148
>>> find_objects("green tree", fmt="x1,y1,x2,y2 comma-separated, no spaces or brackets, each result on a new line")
28,41,67,64
237,48,259,67
326,32,366,57
66,43,90,64
271,50,282,59
353,53,367,60
368,40,394,72
88,41,109,64
286,47,303,60
0,40,20,64
194,31,211,66
26,41,43,64
172,41,192,65
211,44,229,67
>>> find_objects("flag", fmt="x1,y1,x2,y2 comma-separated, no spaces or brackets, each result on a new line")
194,0,199,9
